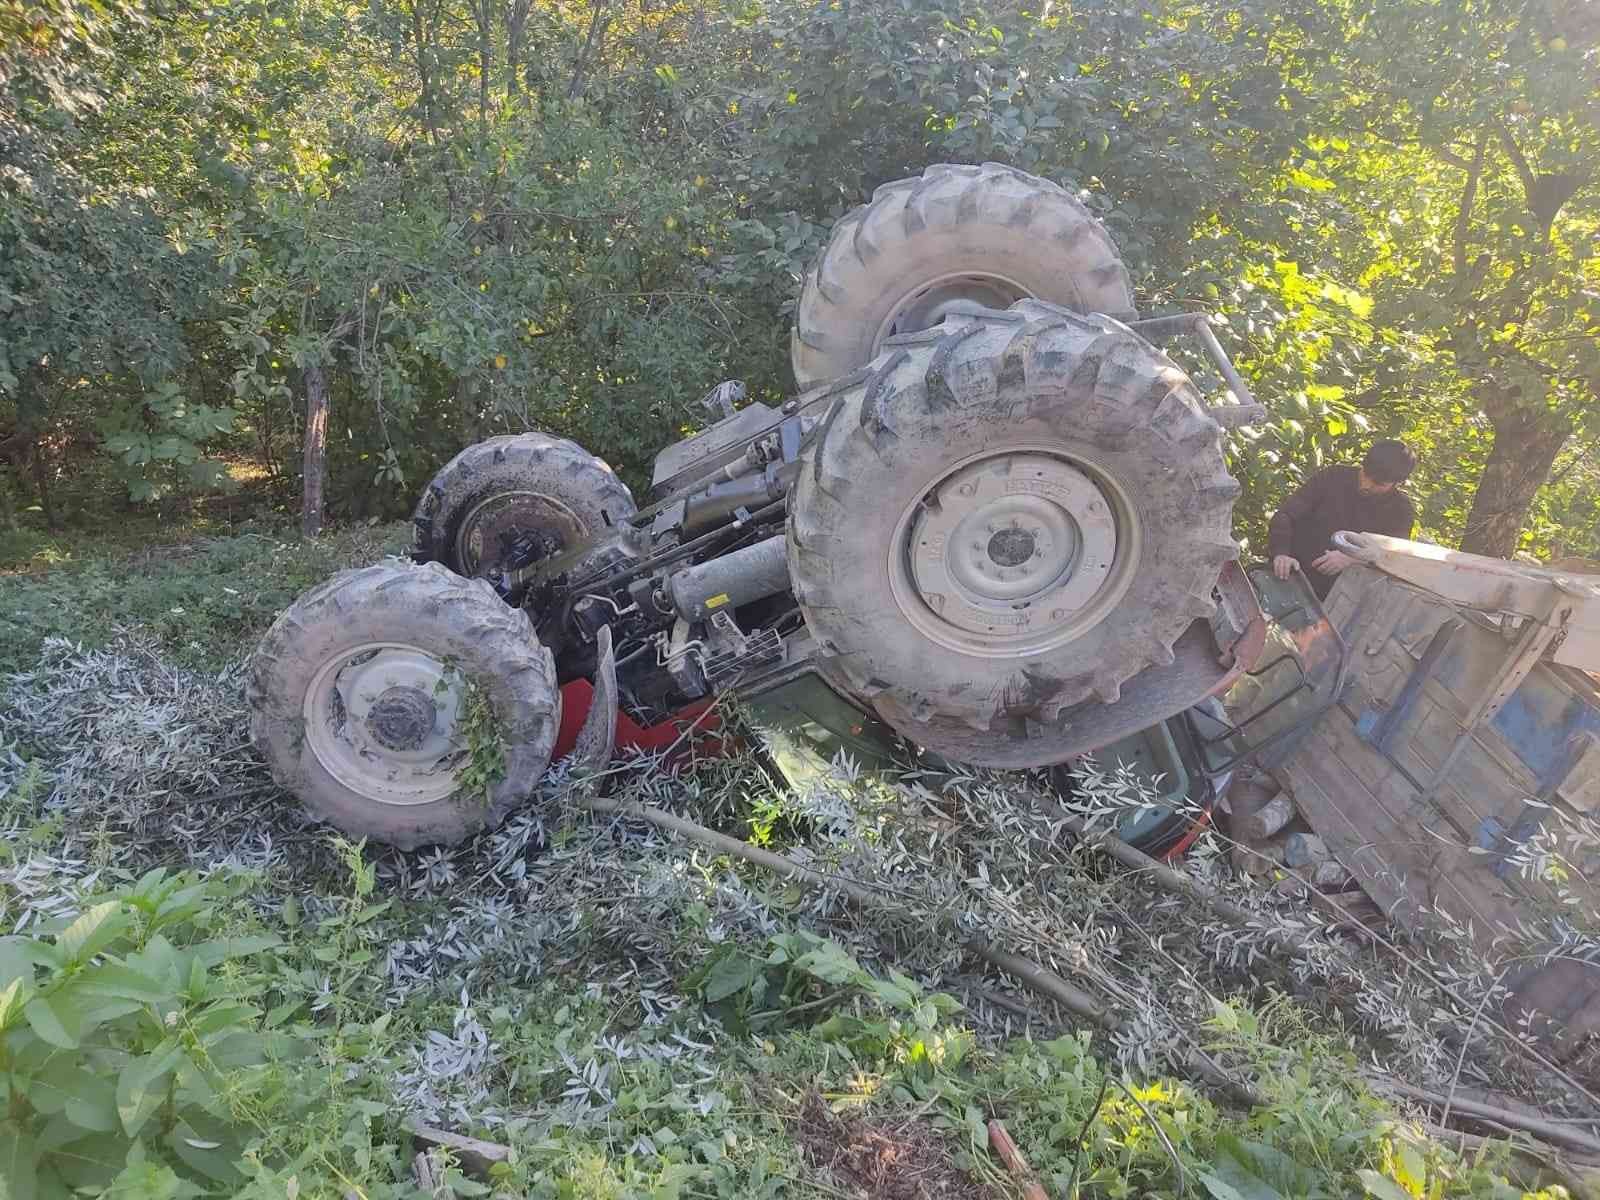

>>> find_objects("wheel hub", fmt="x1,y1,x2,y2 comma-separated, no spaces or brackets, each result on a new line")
986,526,1039,568
879,272,1030,349
456,491,585,576
902,451,1121,652
304,645,467,806
366,685,439,752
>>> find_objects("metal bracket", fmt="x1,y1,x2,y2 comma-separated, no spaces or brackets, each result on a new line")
1126,312,1266,428
1365,616,1464,755
778,415,803,464
571,624,619,774
699,380,745,421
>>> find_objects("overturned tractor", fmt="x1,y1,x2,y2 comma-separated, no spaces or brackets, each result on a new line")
249,163,1267,848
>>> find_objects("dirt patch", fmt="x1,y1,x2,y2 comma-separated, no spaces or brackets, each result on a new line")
791,1090,993,1200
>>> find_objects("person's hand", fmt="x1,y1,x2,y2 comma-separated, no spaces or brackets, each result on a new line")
1312,549,1354,576
1272,554,1300,580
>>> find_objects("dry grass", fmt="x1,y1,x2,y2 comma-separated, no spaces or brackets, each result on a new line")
792,1090,991,1200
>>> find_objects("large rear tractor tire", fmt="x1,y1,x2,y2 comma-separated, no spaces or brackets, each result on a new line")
412,433,636,577
791,162,1136,389
248,561,559,849
786,301,1239,769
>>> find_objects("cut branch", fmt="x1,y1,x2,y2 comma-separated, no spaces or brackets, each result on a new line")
580,791,1600,1132
581,793,1262,1101
1368,1076,1600,1157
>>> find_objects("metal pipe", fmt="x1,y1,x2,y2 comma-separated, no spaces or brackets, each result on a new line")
667,535,790,620
546,500,788,645
1127,313,1265,428
1126,312,1209,342
1194,322,1267,426
681,460,800,537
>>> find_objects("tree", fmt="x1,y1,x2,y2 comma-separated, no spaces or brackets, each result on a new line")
1,0,239,523
1322,0,1600,557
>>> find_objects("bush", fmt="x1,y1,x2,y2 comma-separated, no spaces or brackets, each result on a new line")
0,870,310,1194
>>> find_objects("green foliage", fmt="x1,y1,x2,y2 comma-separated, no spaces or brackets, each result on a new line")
0,0,231,519
4,0,1595,553
1246,0,1599,554
447,674,508,807
0,870,307,1194
100,384,238,503
692,930,967,1069
268,839,397,1031
957,1009,1558,1200
0,520,408,672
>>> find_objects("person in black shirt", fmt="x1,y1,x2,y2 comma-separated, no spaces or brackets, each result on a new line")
1268,440,1417,597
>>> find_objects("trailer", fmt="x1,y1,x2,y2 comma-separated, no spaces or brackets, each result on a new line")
1215,533,1600,1049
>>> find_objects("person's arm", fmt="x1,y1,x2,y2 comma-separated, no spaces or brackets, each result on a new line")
1267,471,1329,560
1313,485,1412,579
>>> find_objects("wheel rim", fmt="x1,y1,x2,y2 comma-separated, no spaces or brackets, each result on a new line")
874,270,1032,354
455,491,586,576
889,448,1141,658
303,642,470,807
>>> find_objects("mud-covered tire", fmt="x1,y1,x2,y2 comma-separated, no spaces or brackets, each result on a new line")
786,301,1239,768
412,433,636,576
791,162,1136,389
248,560,559,849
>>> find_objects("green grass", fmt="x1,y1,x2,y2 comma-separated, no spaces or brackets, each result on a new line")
0,518,410,672
0,851,1556,1200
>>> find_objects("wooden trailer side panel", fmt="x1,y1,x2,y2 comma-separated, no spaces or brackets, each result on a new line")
1251,566,1600,1047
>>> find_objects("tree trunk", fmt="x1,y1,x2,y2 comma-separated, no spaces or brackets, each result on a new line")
1459,402,1569,558
15,366,59,530
505,0,529,102
30,443,58,531
301,364,330,538
567,0,609,100
0,462,17,532
408,0,439,145
475,0,491,146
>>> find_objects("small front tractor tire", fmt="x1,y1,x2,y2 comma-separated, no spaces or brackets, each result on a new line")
412,433,636,577
248,561,559,849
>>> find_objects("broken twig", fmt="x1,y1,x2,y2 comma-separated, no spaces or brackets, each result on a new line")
986,1119,1048,1200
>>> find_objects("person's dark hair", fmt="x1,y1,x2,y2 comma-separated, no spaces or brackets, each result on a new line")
1363,439,1416,484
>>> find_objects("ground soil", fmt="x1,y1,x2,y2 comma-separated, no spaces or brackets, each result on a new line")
791,1090,995,1200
